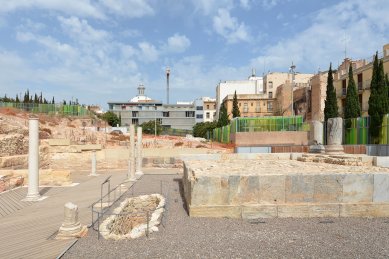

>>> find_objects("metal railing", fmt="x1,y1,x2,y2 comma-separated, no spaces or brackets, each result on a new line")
0,102,92,116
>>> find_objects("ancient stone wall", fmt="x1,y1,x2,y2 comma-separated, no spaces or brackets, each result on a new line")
183,156,389,218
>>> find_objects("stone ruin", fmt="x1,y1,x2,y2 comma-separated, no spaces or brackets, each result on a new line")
99,194,165,240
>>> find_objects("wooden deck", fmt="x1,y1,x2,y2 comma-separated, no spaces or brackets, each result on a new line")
0,171,130,259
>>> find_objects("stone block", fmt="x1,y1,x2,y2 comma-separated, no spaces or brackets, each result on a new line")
190,206,241,218
290,153,303,160
259,175,286,204
278,204,310,218
308,204,340,217
342,174,373,203
191,176,225,206
285,175,314,203
242,205,277,219
340,203,389,217
77,144,102,151
313,174,344,203
373,156,389,168
48,139,71,146
373,174,389,202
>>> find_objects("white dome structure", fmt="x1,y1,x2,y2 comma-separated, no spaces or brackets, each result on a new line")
130,84,152,103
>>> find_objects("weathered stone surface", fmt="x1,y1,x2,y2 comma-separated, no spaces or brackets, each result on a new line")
313,174,344,203
56,202,87,239
259,175,285,204
342,174,373,203
190,206,241,218
309,120,324,145
242,205,277,219
340,203,389,217
373,156,389,168
285,175,314,203
327,117,343,145
373,174,389,202
48,139,70,146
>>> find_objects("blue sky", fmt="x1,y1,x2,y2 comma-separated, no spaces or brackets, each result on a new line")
0,0,388,108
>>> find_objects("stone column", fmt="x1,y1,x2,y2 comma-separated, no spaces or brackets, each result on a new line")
89,151,98,176
325,117,344,154
56,202,87,239
128,124,136,181
135,126,143,178
309,120,325,153
23,116,42,201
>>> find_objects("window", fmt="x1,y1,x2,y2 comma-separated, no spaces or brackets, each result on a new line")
342,79,347,95
269,81,273,89
213,112,216,117
267,101,273,112
357,73,363,90
186,111,195,117
251,103,253,106
196,106,203,110
157,118,162,124
131,118,138,124
163,112,169,117
206,112,210,119
121,105,126,110
269,92,273,98
132,111,138,117
213,104,216,109
239,103,241,107
196,114,203,119
206,105,209,109
243,103,248,113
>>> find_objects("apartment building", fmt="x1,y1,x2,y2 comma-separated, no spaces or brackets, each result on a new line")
222,93,274,119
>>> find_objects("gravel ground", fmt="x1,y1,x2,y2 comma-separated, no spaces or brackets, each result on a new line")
64,174,389,259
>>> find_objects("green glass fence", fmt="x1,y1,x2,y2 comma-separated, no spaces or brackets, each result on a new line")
212,116,308,144
230,116,306,133
0,102,92,116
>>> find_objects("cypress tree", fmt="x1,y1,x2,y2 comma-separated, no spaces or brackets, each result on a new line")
15,95,20,103
344,65,361,128
324,63,338,122
368,53,389,142
217,103,230,127
232,90,240,118
52,96,55,104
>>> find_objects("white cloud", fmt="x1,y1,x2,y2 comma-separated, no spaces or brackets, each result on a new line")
240,0,251,10
138,42,159,62
165,34,191,53
259,0,281,10
251,0,389,73
98,0,154,18
212,8,250,43
0,0,105,19
58,16,109,43
192,0,234,15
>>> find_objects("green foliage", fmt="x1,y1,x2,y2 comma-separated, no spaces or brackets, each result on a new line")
344,65,361,128
368,53,389,141
193,121,218,138
232,90,240,118
324,63,338,122
141,120,162,135
102,111,120,126
217,103,230,127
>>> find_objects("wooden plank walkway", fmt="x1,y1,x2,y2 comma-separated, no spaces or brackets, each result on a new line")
0,171,130,259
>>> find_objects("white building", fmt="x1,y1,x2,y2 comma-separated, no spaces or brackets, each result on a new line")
194,97,217,123
215,69,263,118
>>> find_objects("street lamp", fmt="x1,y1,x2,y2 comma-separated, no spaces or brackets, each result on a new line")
166,67,170,104
289,62,296,116
154,104,157,137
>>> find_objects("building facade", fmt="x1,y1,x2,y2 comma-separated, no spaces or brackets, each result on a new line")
222,93,275,119
108,85,196,130
334,44,389,117
215,70,263,119
194,97,217,123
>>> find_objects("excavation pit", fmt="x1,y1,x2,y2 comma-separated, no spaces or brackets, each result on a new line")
99,194,165,240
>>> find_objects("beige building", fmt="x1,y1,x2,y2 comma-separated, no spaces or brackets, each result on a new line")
334,44,389,117
310,72,328,122
222,93,275,119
